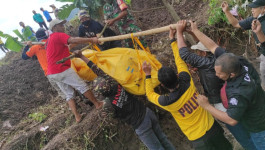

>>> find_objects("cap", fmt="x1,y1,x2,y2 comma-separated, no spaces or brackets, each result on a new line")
50,4,55,8
191,42,210,52
49,19,66,30
78,10,90,20
248,0,265,8
36,28,48,41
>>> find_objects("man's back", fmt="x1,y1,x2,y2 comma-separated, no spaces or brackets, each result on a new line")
46,32,71,75
145,41,214,141
179,48,223,104
26,39,48,75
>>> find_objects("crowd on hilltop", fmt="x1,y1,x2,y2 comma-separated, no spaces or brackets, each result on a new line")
17,0,265,150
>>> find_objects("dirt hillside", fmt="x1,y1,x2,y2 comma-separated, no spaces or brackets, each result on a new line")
0,0,255,149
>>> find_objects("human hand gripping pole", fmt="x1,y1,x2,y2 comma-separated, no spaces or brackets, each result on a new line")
56,23,108,64
142,61,152,76
221,1,230,13
252,19,262,34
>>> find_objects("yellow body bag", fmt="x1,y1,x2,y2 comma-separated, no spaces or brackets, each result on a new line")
71,48,162,95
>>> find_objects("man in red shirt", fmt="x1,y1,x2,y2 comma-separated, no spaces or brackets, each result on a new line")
46,19,103,123
22,28,65,99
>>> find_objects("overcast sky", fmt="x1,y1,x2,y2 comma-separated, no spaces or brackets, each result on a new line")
0,0,71,58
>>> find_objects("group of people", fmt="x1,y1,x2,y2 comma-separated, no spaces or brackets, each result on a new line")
18,4,58,41
20,0,265,150
32,5,59,30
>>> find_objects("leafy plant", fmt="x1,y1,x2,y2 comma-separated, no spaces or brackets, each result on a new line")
28,112,47,122
207,0,229,25
13,29,25,41
56,0,105,20
39,133,48,149
207,0,252,25
0,30,23,52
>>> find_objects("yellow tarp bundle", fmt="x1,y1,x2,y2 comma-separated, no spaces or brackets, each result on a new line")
71,48,162,95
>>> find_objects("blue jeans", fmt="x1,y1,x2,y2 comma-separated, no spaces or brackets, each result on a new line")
135,108,175,150
226,123,257,150
250,130,265,150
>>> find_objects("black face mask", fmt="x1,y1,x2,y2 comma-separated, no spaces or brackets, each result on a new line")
82,20,90,26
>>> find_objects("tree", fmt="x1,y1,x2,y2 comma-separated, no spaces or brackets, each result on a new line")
56,0,105,20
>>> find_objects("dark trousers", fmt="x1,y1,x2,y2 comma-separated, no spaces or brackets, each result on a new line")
135,108,175,150
38,22,48,30
191,121,232,150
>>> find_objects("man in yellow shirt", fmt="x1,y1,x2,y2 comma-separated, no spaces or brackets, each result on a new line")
0,37,9,53
142,21,232,149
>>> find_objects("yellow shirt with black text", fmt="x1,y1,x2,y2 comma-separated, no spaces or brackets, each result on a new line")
145,41,214,141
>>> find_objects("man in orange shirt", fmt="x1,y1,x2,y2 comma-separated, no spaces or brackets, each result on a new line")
22,28,64,99
22,28,48,75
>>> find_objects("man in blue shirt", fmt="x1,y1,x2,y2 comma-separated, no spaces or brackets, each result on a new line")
32,10,48,30
19,22,37,41
40,8,52,22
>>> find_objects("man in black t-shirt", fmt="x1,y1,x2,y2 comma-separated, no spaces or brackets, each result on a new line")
187,20,265,149
73,50,175,150
78,10,121,51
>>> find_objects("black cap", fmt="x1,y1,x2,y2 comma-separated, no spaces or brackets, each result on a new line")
248,0,265,8
36,28,48,41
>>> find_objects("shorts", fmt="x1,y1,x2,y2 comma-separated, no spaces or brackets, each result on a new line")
47,68,90,101
47,77,66,99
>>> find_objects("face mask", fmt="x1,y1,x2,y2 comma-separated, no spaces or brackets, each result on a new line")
82,20,90,26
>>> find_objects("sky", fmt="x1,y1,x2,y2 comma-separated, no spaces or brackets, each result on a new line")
0,0,71,59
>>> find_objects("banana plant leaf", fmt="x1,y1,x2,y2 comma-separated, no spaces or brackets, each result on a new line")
57,4,76,19
5,37,23,52
13,29,25,41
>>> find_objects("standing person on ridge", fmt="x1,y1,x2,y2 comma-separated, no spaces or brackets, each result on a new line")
49,4,59,19
40,7,52,22
32,10,48,30
19,22,37,41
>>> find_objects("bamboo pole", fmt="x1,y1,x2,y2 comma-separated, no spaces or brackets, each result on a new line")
98,24,177,42
29,24,178,45
56,24,109,64
21,42,46,45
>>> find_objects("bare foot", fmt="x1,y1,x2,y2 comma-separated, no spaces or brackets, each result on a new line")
95,101,104,109
76,113,85,123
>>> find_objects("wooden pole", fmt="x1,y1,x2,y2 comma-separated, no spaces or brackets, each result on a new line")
98,24,177,42
21,42,46,45
161,0,196,45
